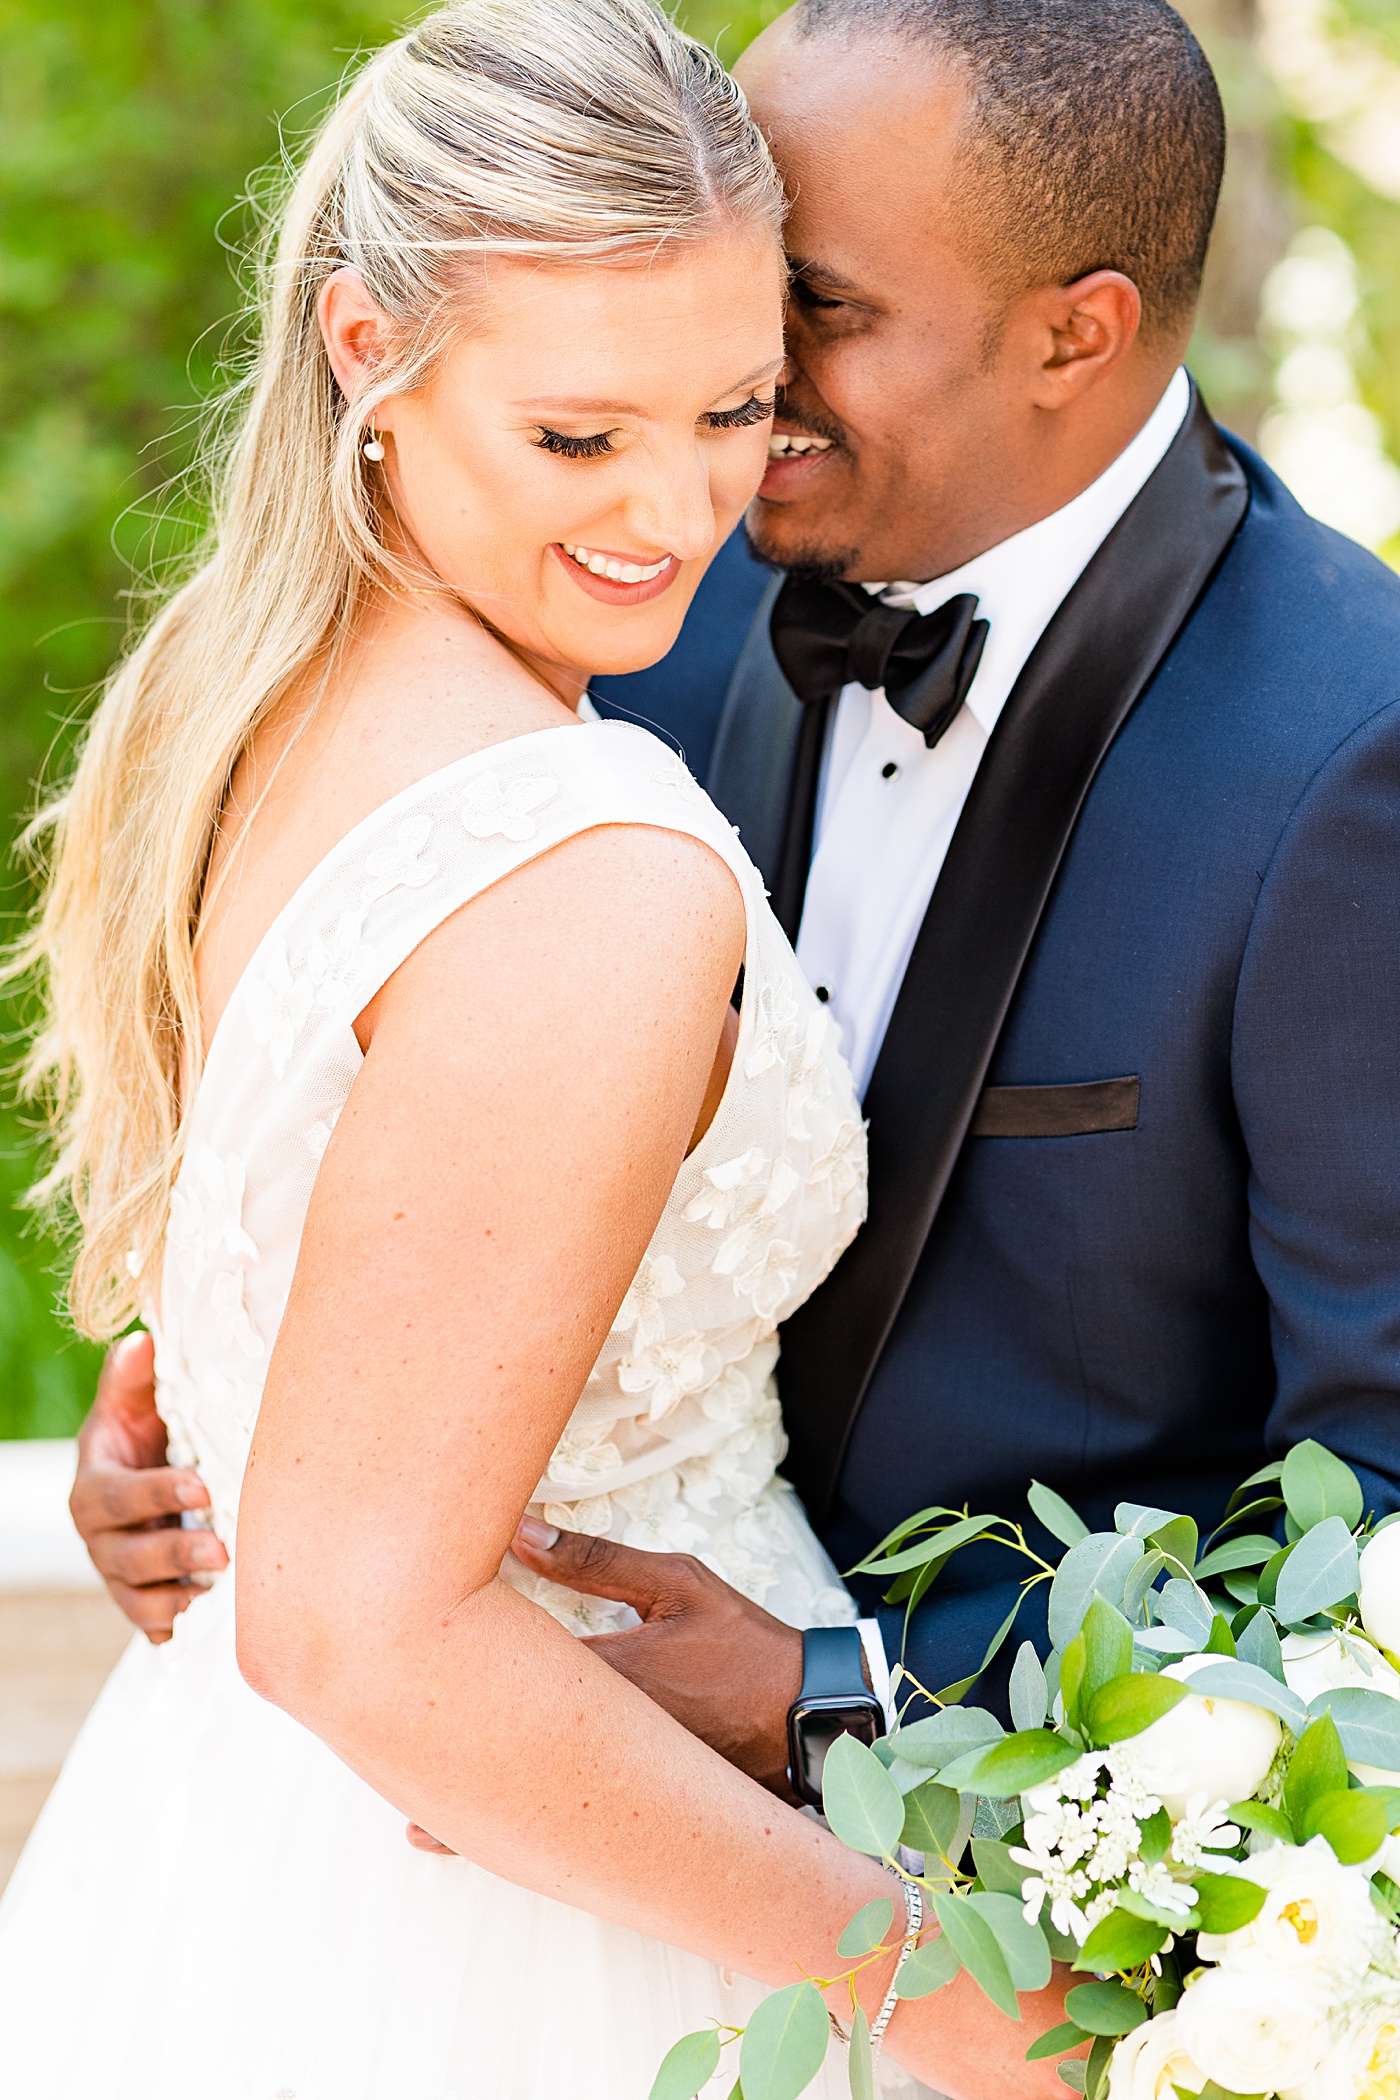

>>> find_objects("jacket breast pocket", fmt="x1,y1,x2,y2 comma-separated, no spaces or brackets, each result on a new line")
970,1076,1139,1138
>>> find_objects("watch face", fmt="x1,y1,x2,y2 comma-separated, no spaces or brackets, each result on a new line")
790,1698,884,1807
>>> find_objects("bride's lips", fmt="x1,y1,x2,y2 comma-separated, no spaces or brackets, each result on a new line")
550,541,681,606
759,426,838,500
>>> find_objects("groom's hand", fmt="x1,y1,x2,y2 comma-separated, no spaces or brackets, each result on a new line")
68,1331,228,1641
511,1517,804,1797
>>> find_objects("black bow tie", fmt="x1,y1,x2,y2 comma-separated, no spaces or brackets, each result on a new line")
769,576,989,748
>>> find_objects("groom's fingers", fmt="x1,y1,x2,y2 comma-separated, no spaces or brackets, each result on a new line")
510,1516,802,1796
510,1518,696,1616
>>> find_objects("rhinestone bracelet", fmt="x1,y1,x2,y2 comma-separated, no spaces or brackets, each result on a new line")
870,1868,924,2051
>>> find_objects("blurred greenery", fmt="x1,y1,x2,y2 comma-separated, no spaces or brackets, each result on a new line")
0,0,1397,1435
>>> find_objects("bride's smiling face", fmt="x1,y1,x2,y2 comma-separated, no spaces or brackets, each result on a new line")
321,227,784,694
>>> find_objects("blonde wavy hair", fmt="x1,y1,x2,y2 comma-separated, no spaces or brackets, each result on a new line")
18,0,785,1338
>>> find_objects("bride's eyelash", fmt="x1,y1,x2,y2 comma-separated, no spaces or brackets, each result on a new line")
535,427,614,460
702,394,776,431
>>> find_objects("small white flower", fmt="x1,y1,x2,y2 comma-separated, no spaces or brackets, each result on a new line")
744,978,802,1079
683,1146,770,1230
618,1332,711,1421
1169,1793,1241,1869
1176,1961,1331,2095
718,1234,800,1322
546,1421,623,1489
461,771,558,842
305,909,373,1014
614,1467,706,1552
614,1254,685,1349
167,1147,259,1283
210,1269,264,1360
246,941,313,1077
542,1494,614,1538
360,813,438,906
785,1011,833,1141
1126,1860,1198,1917
806,1119,867,1212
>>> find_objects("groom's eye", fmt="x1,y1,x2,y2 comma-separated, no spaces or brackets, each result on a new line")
790,276,847,314
701,395,776,432
535,427,615,460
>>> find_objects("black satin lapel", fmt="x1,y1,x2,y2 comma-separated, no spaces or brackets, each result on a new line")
704,576,804,893
780,390,1251,1523
771,698,830,944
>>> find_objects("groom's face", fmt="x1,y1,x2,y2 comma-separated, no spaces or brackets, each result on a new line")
737,23,1071,582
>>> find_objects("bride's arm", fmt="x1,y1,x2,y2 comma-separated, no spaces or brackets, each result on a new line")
236,824,1070,2093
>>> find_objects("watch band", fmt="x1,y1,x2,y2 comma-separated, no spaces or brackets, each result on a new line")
800,1624,868,1699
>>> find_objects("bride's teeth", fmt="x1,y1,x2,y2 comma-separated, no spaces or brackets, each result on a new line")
561,543,673,583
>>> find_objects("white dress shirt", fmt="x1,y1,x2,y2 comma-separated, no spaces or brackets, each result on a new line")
796,366,1191,1099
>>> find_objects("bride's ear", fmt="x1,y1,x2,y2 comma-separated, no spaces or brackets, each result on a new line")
318,267,395,417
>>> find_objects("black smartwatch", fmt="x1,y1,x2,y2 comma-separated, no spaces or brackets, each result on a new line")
785,1625,886,1808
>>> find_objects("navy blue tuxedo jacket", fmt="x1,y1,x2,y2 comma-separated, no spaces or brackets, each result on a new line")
594,412,1400,1707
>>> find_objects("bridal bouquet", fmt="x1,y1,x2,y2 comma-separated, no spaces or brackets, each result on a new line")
651,1442,1400,2100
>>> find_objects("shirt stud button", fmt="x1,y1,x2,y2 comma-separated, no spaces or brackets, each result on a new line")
815,985,830,1003
881,761,899,780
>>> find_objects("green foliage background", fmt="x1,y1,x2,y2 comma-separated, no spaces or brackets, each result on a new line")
0,0,1396,1435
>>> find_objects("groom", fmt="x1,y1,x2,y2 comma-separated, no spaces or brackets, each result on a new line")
73,0,1400,1779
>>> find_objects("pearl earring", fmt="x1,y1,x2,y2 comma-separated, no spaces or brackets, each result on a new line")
362,426,385,462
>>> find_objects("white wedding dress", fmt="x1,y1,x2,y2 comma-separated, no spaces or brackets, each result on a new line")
0,719,891,2099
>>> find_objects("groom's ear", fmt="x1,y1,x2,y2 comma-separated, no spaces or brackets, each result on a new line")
1020,268,1144,410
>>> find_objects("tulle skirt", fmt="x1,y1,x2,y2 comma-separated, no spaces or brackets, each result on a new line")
0,1492,915,2099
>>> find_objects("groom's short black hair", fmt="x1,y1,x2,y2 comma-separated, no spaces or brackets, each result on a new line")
793,0,1225,335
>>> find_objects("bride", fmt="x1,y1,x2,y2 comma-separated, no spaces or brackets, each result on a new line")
0,4,1066,2093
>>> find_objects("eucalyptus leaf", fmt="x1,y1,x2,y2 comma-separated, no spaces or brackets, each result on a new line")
1027,2023,1092,2062
933,1891,1019,2018
888,1706,1003,1772
895,1932,960,2000
1235,1609,1286,1684
1010,1641,1049,1731
1049,1533,1146,1649
1304,1786,1391,1864
938,1728,1083,1797
1275,1516,1360,1623
1063,1981,1149,2038
1123,1550,1168,1627
1204,1614,1236,1657
1257,1544,1293,1609
1115,1503,1180,1538
901,1781,962,1858
1157,1579,1213,1646
1284,1713,1349,1838
739,1982,829,2100
855,1512,1003,1578
1133,1627,1202,1658
1149,1515,1199,1576
1281,1440,1365,1534
821,1734,905,1858
1057,2064,1087,2093
1191,1872,1266,1934
1029,1480,1090,1549
937,1590,1031,1703
1308,1687,1400,1774
649,2028,722,2100
1082,1597,1134,1697
1074,1906,1168,1975
848,2008,874,2100
1084,1671,1187,1745
972,1836,1031,1896
838,1897,895,1958
1179,1658,1308,1734
1194,1535,1283,1581
967,1892,1052,1991
847,1504,964,1571
1226,1460,1285,1517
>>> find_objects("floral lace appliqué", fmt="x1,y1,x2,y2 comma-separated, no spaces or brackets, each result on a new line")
360,814,438,907
246,942,314,1079
617,1332,712,1422
305,910,374,1015
807,1119,866,1212
461,772,558,843
744,977,803,1080
547,1420,623,1490
211,1269,264,1360
167,1147,259,1284
614,1254,684,1349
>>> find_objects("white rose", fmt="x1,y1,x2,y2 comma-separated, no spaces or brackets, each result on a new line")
1280,2007,1400,2100
1106,2012,1208,2100
1359,1525,1400,1663
1129,1660,1282,1819
1195,1836,1388,1983
1282,1630,1400,1786
1176,1963,1331,2094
